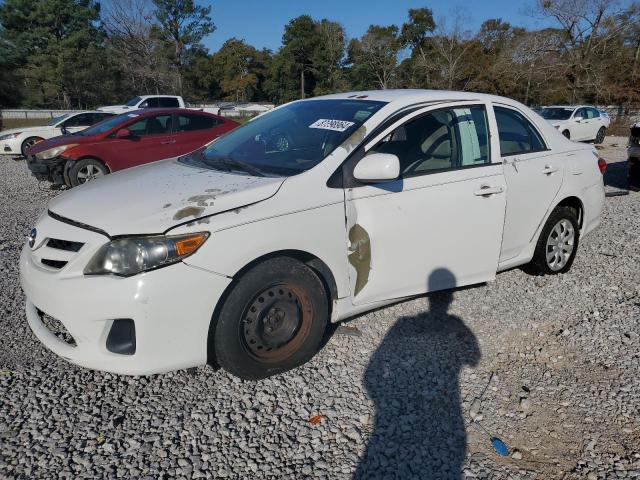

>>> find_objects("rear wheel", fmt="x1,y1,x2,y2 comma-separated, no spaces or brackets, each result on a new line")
528,206,580,275
21,136,43,157
212,257,328,380
69,158,108,186
594,127,606,144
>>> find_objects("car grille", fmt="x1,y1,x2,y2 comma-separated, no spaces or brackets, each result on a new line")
38,309,76,347
47,238,84,252
38,237,86,271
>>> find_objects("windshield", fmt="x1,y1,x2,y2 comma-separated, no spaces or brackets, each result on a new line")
540,107,574,120
76,113,137,136
125,96,142,107
49,114,72,126
179,99,386,177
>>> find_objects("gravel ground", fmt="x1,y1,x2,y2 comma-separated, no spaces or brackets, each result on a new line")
0,137,638,479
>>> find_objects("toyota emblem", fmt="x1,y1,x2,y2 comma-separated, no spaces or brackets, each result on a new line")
27,228,37,248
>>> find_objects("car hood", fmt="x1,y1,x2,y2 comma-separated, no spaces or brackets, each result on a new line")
48,159,285,236
27,132,95,155
1,125,52,137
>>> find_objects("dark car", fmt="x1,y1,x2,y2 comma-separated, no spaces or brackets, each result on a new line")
26,109,239,187
629,123,640,190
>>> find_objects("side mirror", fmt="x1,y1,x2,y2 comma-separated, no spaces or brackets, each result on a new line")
115,128,132,139
353,153,400,182
574,116,583,122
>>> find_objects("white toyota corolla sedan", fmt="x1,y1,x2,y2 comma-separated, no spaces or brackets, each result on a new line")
20,90,606,379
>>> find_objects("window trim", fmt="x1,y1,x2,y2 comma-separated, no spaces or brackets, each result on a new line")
369,104,493,180
492,104,549,157
124,113,174,137
330,101,494,188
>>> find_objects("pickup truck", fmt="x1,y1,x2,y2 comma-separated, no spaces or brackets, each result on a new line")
97,95,220,116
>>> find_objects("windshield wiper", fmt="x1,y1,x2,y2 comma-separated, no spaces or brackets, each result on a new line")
203,155,265,177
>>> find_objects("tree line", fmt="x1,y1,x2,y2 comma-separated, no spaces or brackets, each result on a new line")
0,0,638,110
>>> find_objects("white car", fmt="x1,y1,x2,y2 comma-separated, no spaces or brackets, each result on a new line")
20,90,606,380
539,105,610,143
98,95,220,116
1,111,114,157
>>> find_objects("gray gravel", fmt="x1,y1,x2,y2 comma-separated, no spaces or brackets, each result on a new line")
1,137,639,479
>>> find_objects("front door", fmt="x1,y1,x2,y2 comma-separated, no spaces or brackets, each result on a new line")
107,113,175,171
493,105,564,263
344,103,506,305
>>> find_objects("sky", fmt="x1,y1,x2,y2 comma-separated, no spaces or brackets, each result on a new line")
201,0,554,53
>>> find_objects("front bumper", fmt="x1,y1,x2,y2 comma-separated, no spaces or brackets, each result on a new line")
19,212,231,375
2,137,21,155
26,155,68,184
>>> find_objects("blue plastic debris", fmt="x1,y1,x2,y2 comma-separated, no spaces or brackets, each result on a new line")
491,437,509,456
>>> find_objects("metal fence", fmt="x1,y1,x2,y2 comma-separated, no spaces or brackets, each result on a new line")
1,109,82,119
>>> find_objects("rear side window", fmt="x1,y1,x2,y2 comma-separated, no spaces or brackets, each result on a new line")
587,108,600,119
369,105,491,177
127,114,172,136
176,114,219,132
158,97,180,108
494,106,546,156
63,113,95,127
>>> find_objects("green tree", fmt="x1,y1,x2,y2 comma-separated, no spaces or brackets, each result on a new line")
212,38,269,101
281,15,321,98
0,0,107,108
312,19,349,95
152,0,215,93
348,25,401,90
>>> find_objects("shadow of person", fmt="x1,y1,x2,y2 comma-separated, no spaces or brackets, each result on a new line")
354,269,481,480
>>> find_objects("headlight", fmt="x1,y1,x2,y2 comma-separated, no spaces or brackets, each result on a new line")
84,232,209,276
35,144,79,160
0,132,21,141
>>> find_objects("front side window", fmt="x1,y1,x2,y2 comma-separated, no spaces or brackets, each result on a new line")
139,98,159,108
586,108,600,119
127,115,172,136
179,99,386,177
176,114,219,132
368,106,491,177
494,106,546,156
63,113,93,127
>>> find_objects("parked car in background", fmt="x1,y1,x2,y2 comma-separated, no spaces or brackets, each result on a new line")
25,109,238,186
20,90,606,380
0,111,115,157
629,123,640,190
539,105,610,143
97,95,220,116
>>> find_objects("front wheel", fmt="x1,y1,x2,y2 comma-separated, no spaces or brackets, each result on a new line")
562,130,571,139
69,158,108,186
212,257,328,380
528,206,580,275
21,136,43,157
594,127,606,144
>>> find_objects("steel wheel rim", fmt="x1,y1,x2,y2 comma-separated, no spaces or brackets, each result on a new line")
240,284,313,362
597,129,605,143
546,219,575,271
76,164,103,183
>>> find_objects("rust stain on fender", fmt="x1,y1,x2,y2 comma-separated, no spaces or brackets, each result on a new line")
348,224,371,296
342,126,367,153
187,194,216,206
173,206,204,220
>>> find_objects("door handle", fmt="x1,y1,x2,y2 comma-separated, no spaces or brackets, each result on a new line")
474,185,504,196
160,140,176,144
542,165,558,175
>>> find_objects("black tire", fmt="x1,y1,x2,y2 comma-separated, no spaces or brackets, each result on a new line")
21,136,43,157
528,206,580,275
69,158,108,186
594,127,606,144
562,130,571,139
213,257,328,380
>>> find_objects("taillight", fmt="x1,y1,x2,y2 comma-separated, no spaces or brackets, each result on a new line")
597,157,607,175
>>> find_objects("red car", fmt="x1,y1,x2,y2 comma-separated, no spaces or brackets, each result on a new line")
26,109,239,187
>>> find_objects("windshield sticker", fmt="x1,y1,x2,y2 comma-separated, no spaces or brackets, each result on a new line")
309,119,355,132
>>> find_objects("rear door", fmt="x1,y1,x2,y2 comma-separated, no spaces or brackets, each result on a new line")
494,105,564,263
572,108,591,141
104,113,175,171
344,102,506,305
171,113,226,156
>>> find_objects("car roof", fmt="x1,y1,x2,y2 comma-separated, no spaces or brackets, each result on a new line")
544,105,597,109
125,108,215,116
138,95,181,99
314,89,524,108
